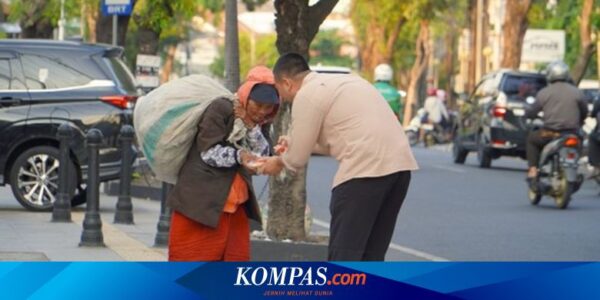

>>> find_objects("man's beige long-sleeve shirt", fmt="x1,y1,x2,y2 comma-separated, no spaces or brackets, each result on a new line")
282,72,419,188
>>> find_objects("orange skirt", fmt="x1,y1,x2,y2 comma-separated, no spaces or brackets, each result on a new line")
168,208,250,262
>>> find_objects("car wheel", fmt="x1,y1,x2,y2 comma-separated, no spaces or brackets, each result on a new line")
452,138,468,164
477,134,492,168
9,146,78,211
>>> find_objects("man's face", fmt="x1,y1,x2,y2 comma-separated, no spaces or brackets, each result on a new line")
274,77,296,103
246,99,275,124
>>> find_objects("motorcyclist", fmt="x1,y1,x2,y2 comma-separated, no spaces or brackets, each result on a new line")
424,87,449,128
525,61,588,189
373,63,403,122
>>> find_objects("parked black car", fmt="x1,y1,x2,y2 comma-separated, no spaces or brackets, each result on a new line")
0,39,139,211
453,70,547,168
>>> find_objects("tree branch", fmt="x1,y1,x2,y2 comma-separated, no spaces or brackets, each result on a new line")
307,0,339,41
580,0,593,47
385,17,407,61
571,0,595,84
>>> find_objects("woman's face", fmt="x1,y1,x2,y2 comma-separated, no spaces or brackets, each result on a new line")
246,99,276,124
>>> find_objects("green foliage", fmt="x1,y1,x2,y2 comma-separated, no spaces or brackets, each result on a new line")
210,31,279,79
310,30,354,68
133,0,195,40
9,0,81,27
197,0,224,12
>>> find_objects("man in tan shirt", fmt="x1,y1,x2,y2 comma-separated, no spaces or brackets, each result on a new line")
260,53,418,261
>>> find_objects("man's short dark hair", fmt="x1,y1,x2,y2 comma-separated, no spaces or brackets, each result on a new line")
273,53,310,80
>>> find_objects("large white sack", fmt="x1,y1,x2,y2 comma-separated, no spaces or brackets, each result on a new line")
133,74,235,184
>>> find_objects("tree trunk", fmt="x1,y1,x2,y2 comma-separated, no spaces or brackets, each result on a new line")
269,0,337,241
467,0,477,93
96,14,132,46
571,0,595,85
353,2,405,78
403,20,431,127
160,44,178,83
500,0,532,69
597,34,600,88
137,27,160,55
83,0,98,43
224,0,240,92
442,30,457,108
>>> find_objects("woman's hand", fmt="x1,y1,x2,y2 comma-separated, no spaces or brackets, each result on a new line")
239,150,261,174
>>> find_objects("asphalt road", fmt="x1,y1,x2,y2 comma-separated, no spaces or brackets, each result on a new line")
255,146,600,261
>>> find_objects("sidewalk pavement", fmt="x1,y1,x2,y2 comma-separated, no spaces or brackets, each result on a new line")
0,184,168,261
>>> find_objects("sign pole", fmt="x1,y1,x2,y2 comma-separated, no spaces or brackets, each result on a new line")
112,14,118,46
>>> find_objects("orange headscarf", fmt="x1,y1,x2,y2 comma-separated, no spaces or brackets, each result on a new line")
236,66,280,124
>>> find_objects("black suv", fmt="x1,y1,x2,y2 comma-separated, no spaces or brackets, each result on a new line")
453,70,547,168
0,39,139,211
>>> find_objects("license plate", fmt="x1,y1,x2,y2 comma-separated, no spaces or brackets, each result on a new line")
512,108,525,116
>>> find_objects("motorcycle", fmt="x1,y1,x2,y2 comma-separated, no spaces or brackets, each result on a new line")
527,124,584,209
405,108,426,146
405,108,456,147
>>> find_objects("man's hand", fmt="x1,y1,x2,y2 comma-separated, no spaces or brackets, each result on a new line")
274,135,290,155
257,156,285,175
234,103,256,128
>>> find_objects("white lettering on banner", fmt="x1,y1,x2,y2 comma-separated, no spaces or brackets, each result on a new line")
234,267,331,287
267,267,288,286
235,267,252,286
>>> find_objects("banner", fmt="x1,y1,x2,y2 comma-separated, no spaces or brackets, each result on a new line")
1,262,599,299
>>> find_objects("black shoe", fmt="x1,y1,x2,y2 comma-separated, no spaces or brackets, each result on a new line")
526,177,538,193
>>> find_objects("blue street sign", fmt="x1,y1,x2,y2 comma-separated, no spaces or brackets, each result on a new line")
101,0,133,16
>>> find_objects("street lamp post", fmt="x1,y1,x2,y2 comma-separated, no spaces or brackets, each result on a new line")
58,0,66,40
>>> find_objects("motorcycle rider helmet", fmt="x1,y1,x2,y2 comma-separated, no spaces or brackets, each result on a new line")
427,87,437,96
374,63,393,82
545,60,571,83
436,89,446,101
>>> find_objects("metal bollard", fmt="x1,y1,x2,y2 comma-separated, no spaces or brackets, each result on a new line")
114,125,134,224
80,128,105,247
52,123,72,223
154,182,172,248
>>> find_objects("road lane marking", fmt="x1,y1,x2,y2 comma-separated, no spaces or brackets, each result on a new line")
312,218,450,262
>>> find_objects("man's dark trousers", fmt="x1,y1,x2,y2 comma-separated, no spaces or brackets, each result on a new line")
328,171,411,261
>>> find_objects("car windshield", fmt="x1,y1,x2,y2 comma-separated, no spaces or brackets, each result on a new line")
501,75,546,100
